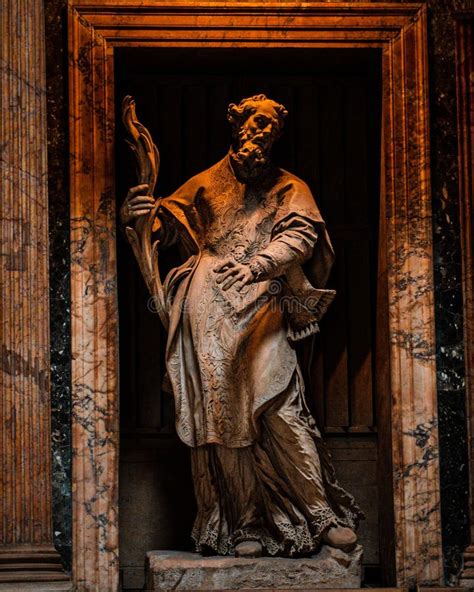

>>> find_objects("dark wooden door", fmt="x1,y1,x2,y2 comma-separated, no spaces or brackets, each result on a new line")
115,47,382,590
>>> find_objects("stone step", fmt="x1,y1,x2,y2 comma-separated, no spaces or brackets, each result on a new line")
0,584,72,592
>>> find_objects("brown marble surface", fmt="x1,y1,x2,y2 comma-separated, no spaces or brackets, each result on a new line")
0,0,468,588
68,10,119,591
67,3,443,589
0,0,68,584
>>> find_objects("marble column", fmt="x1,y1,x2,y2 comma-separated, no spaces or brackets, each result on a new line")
456,12,474,590
0,0,68,585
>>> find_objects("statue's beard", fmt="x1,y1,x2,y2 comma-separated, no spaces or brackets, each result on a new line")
229,130,273,182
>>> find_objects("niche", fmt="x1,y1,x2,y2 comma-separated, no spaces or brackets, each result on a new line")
115,46,382,591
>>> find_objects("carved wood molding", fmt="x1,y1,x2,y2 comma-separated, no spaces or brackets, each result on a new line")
455,12,474,589
68,2,441,589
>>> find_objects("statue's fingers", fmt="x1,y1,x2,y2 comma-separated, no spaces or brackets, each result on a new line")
216,267,238,283
129,196,155,206
129,203,154,212
222,279,235,291
130,209,153,217
127,183,149,197
222,272,244,291
214,258,235,273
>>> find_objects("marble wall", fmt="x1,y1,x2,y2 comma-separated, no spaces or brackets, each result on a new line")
427,0,471,582
45,0,72,571
44,0,471,583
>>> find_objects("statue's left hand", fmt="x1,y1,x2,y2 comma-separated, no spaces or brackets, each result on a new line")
214,259,254,292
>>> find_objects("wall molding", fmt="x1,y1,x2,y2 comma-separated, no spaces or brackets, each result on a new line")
68,3,440,589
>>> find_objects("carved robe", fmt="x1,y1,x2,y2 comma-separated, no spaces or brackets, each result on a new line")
155,155,362,555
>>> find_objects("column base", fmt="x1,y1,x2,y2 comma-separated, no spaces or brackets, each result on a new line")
459,545,474,588
0,584,72,591
0,546,69,584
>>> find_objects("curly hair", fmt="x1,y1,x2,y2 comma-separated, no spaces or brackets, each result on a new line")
227,94,288,138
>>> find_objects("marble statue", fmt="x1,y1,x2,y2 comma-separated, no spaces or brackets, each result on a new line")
120,94,362,559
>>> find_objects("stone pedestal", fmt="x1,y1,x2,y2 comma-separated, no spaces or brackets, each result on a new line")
145,547,362,591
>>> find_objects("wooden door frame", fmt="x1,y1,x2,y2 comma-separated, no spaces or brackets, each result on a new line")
68,3,440,590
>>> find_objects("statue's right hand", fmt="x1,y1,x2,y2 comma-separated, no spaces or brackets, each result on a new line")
120,184,155,226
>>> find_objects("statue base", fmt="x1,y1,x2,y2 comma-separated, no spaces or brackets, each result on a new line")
145,545,363,590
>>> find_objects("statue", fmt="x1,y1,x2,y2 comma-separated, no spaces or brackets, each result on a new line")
120,94,362,559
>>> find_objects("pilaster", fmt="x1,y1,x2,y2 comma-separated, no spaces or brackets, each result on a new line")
0,0,68,584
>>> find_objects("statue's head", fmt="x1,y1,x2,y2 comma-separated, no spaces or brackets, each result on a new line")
227,94,288,177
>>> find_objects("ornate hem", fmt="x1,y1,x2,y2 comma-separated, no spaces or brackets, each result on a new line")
287,320,320,342
191,506,358,558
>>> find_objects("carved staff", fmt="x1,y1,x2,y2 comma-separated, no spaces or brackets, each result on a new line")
121,95,168,329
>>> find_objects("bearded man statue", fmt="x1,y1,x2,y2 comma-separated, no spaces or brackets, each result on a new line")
121,94,362,558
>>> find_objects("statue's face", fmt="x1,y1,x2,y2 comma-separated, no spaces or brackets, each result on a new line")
238,101,280,156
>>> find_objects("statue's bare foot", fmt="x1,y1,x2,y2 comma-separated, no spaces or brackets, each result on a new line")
323,526,357,551
234,540,263,558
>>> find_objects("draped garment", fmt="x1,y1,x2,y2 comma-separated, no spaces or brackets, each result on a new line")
152,156,362,554
157,156,333,448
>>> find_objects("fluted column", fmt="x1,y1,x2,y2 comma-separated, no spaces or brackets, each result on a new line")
0,0,68,584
